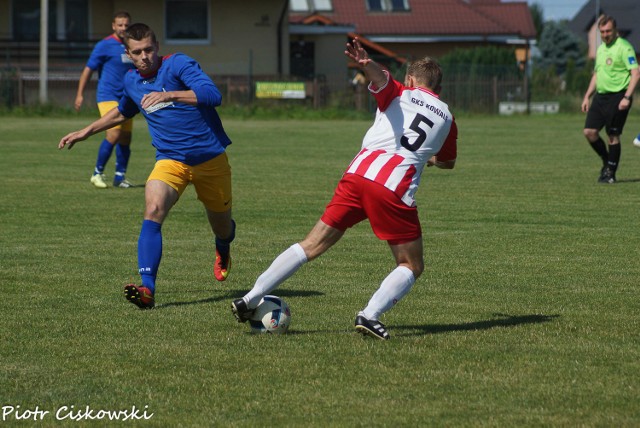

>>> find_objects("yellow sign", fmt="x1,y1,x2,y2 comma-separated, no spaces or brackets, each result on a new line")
256,82,306,99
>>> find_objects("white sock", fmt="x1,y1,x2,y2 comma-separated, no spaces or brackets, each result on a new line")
362,266,415,320
244,243,308,308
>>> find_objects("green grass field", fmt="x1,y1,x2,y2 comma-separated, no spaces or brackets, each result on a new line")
1,113,640,426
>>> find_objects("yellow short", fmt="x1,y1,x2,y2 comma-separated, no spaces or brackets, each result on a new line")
148,153,232,212
98,101,133,132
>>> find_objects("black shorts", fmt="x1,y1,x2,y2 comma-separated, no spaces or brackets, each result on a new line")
585,91,632,136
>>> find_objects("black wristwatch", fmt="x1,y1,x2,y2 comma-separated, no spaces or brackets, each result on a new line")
623,95,631,100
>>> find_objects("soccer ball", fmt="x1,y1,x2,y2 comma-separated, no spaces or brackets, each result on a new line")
249,295,291,334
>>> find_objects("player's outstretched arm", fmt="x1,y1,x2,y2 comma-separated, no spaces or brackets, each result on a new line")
345,37,388,89
58,108,128,150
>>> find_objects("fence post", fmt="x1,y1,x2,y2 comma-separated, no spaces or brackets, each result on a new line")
493,76,498,111
313,77,319,109
18,69,24,106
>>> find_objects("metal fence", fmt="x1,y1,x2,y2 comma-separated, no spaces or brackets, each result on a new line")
0,66,528,114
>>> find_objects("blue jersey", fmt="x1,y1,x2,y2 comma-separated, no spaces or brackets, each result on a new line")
86,35,135,102
118,53,232,166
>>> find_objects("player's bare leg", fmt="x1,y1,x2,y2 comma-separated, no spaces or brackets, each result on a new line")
299,220,345,260
233,220,344,322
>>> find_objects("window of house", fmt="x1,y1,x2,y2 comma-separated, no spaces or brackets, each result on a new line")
366,0,384,12
12,0,88,41
64,0,89,41
366,0,409,12
290,0,333,13
389,0,409,11
165,0,209,43
13,0,49,41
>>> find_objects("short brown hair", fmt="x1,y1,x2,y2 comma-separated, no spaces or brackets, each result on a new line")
407,57,443,90
598,15,617,29
123,23,157,48
113,11,131,22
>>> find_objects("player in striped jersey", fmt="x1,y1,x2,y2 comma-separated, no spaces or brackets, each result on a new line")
232,37,457,340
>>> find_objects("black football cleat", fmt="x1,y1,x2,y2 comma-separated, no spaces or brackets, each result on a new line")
598,167,616,184
355,315,390,340
231,298,254,323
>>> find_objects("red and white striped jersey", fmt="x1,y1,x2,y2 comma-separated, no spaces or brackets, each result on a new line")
345,72,457,207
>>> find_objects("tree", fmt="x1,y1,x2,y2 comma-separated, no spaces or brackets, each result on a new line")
529,2,544,41
439,45,519,78
438,46,522,110
536,20,586,74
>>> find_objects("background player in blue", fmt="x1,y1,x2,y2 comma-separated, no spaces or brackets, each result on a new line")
74,11,136,189
59,23,236,309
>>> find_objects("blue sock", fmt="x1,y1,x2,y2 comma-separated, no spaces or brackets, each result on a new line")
114,144,131,181
215,219,236,260
138,220,162,294
94,139,115,175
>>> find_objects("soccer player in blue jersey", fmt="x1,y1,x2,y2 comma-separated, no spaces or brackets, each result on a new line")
74,11,136,189
59,23,236,308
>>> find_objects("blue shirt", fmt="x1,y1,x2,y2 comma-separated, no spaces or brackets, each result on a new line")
86,35,135,102
118,53,232,166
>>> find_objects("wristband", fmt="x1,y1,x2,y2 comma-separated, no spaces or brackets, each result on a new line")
623,95,631,100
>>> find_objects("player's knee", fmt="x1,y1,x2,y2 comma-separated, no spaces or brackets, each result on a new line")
106,129,131,144
117,131,133,145
583,128,598,140
299,240,329,261
399,260,423,278
410,260,424,278
144,203,169,223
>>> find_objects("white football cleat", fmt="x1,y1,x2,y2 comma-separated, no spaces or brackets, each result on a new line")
90,173,108,189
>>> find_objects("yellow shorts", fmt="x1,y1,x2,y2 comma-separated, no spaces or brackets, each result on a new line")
98,101,133,132
148,153,232,212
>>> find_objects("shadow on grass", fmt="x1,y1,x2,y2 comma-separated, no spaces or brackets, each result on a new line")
613,178,640,183
154,289,324,310
155,296,225,309
394,313,559,337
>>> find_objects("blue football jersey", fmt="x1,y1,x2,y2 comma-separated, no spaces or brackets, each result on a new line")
86,35,135,102
118,53,232,166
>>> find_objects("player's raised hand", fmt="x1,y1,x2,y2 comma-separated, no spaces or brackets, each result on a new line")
345,37,371,67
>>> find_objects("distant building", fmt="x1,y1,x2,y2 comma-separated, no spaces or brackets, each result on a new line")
290,0,537,78
568,0,640,59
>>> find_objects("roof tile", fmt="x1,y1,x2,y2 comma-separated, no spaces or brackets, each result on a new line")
290,0,536,38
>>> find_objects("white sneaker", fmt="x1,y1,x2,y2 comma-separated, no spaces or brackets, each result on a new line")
90,174,108,189
114,178,134,188
633,134,640,148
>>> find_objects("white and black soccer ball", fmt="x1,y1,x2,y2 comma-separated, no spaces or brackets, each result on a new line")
249,295,291,334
